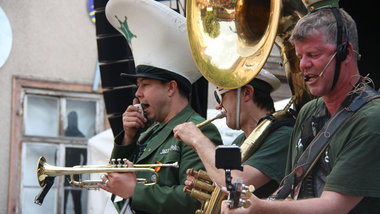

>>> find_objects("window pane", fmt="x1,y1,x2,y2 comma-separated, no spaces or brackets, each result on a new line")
21,143,58,213
64,147,88,214
64,147,88,187
22,187,57,214
64,189,88,214
66,99,96,138
22,143,58,187
25,95,59,137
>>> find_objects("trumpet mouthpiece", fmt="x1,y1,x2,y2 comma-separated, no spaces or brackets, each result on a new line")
170,162,179,168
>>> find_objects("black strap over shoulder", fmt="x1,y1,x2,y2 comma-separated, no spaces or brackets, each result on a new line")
273,86,380,200
259,109,296,134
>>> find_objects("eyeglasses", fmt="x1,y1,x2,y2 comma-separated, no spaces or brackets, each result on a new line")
214,88,232,105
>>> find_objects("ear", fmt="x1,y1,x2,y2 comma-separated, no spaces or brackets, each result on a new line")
166,80,177,97
242,85,254,102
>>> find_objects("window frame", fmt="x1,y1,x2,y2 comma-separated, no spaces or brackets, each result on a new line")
9,76,107,213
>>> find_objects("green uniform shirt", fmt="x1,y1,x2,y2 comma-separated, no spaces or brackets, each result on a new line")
233,125,292,198
288,97,380,213
111,105,223,214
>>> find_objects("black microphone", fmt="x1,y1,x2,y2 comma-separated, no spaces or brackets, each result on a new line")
300,73,310,82
304,76,310,82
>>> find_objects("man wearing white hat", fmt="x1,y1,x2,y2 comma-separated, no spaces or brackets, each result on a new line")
174,69,294,198
99,0,222,213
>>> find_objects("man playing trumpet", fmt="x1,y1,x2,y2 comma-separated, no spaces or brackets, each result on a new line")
99,0,222,213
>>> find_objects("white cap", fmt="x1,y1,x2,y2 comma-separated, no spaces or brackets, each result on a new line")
105,0,201,85
251,69,281,92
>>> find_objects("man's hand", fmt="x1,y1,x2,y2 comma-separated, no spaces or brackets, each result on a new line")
221,190,363,214
98,160,137,199
122,98,147,145
221,194,259,214
184,168,196,190
173,122,206,149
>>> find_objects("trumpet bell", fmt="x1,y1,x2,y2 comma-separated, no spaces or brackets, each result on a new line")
37,156,48,187
186,0,281,89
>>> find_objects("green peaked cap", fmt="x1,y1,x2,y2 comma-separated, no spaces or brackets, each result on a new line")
303,0,339,12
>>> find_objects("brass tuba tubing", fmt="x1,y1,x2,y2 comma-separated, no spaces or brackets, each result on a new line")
36,156,179,188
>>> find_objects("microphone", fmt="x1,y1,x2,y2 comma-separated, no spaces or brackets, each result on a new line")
304,76,310,82
300,52,337,82
319,52,337,78
300,73,310,82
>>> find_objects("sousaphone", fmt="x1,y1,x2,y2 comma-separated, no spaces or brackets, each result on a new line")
187,0,312,110
185,0,312,213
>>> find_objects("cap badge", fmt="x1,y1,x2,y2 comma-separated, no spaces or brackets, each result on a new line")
116,16,137,48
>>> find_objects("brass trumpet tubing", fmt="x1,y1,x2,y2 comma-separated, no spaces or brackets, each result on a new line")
69,178,153,189
130,162,179,168
73,161,179,169
36,156,178,188
69,176,101,189
42,164,158,176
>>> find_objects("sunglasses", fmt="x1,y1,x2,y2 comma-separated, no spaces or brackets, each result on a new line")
214,88,232,105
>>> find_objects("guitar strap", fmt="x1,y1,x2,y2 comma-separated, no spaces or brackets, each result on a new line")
273,87,380,200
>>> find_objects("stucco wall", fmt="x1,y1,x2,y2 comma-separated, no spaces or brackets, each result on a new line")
0,0,98,212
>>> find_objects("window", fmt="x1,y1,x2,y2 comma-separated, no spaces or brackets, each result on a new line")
10,77,106,214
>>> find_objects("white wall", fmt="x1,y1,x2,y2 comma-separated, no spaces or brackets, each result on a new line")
0,0,98,212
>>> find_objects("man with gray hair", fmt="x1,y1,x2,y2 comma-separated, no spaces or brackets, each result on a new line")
221,1,380,213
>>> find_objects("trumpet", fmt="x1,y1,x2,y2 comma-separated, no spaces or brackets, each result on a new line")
35,156,179,205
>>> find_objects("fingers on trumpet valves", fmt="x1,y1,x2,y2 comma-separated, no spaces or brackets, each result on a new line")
104,179,109,187
186,168,195,176
100,174,110,187
109,158,129,167
184,176,194,189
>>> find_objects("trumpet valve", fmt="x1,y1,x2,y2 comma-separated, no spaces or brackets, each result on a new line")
183,186,212,201
187,168,212,183
122,158,128,167
110,159,116,165
117,158,122,167
70,179,101,190
193,179,215,193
